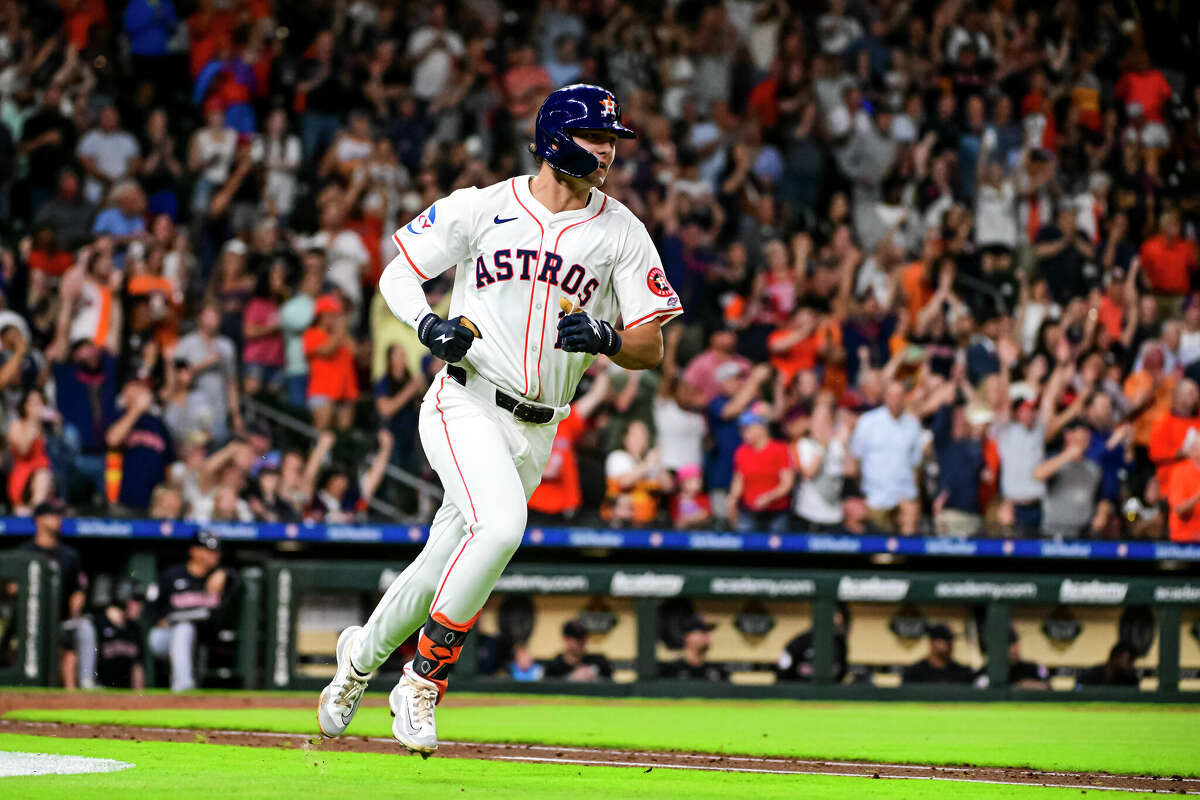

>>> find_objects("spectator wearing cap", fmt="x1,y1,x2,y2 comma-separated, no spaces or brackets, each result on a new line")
670,463,712,530
993,362,1066,536
303,294,359,431
1076,641,1139,688
706,363,772,521
849,380,923,534
659,615,728,682
146,531,236,692
18,500,98,688
174,302,242,443
902,623,973,684
1165,431,1200,542
727,404,793,533
544,620,613,682
106,376,175,514
1033,418,1105,539
1139,210,1198,309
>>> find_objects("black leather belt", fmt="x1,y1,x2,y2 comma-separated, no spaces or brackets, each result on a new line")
447,365,555,424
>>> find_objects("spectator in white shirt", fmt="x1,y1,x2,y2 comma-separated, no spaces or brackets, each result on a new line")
251,108,301,221
188,101,237,217
793,403,851,530
407,4,464,103
76,105,141,205
311,196,369,310
849,380,924,533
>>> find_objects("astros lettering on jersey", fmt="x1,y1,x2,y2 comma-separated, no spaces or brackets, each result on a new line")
384,175,683,407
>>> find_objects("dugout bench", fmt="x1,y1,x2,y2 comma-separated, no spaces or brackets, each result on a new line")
264,561,1200,702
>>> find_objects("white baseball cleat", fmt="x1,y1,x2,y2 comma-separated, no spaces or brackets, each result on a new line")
389,669,440,757
317,626,372,738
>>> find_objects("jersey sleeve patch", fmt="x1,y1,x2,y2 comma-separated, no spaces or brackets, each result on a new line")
646,266,675,298
405,204,437,235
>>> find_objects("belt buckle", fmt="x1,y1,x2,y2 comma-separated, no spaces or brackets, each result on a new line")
513,400,550,424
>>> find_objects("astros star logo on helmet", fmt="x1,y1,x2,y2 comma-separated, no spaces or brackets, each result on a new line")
599,96,616,117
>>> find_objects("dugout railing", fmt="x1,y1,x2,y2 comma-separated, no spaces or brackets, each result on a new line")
263,561,1200,702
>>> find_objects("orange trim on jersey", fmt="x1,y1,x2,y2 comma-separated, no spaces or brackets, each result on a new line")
511,179,545,397
624,307,682,329
533,195,608,402
430,375,478,612
392,231,431,281
431,609,482,631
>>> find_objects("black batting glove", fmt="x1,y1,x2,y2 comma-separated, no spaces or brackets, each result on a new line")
418,313,475,363
558,311,622,356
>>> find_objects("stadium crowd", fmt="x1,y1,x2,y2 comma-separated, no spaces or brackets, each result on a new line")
0,0,1196,543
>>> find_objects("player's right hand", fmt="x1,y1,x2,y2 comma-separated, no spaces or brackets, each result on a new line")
418,313,475,363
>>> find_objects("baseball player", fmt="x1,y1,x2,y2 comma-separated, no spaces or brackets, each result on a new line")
317,84,682,755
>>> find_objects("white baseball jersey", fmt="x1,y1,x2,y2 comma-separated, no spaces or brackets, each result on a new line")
384,175,683,407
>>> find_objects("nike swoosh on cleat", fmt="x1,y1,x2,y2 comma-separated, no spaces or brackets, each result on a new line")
401,704,421,737
494,215,517,224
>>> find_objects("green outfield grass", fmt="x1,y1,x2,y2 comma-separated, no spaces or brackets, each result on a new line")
6,698,1198,777
0,733,1172,800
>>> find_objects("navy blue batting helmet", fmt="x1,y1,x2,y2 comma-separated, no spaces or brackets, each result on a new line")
533,84,637,179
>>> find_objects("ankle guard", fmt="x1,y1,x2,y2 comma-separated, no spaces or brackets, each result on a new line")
412,613,476,688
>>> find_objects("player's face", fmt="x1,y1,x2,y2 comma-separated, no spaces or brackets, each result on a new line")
571,130,618,186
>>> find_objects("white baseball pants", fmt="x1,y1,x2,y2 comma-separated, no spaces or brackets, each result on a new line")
350,368,560,673
149,621,198,692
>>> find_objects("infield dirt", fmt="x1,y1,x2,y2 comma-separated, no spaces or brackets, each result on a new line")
0,692,1195,794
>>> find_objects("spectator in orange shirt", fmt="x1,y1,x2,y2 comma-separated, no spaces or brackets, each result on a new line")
1124,344,1175,447
767,307,822,384
603,420,668,527
1114,50,1173,149
1139,210,1198,299
1165,434,1200,542
303,294,358,431
1147,379,1200,488
529,371,610,525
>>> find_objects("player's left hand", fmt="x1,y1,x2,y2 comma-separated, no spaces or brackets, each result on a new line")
558,309,622,356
